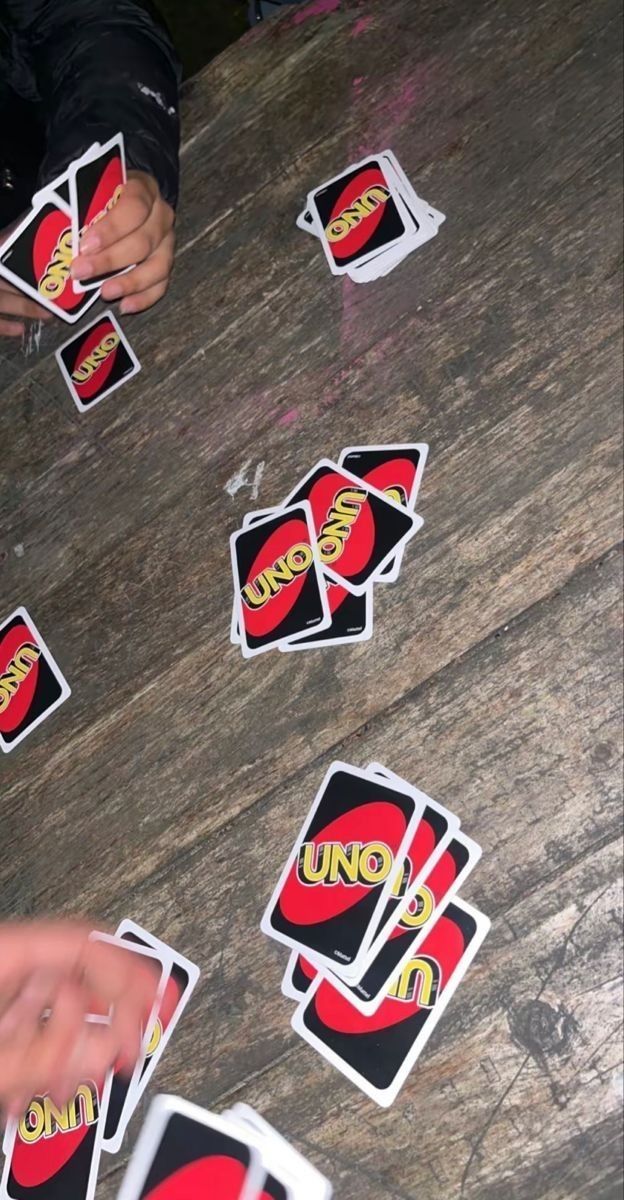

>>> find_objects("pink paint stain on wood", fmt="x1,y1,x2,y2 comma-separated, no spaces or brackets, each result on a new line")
278,407,300,426
351,14,374,37
291,0,341,24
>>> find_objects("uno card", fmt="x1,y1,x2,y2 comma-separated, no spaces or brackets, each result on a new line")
283,459,421,594
0,607,71,754
69,134,127,291
55,309,140,413
307,157,411,275
1,1025,112,1200
230,503,331,657
226,1105,333,1200
338,445,428,582
116,1095,264,1200
261,762,425,975
280,579,372,650
321,830,481,1015
292,897,490,1107
0,198,99,323
102,920,200,1154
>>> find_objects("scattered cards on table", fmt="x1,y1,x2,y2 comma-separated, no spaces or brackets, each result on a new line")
0,922,199,1200
0,132,141,411
117,1095,333,1200
297,150,445,282
230,444,427,656
262,760,490,1107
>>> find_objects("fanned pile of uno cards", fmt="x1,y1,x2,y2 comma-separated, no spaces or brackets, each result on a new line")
230,444,428,656
0,132,141,413
297,150,445,282
261,761,490,1107
0,922,199,1200
116,1094,333,1199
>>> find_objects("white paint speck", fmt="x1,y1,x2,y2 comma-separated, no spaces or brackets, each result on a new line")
22,321,42,357
613,1069,623,1101
13,543,24,558
137,83,176,117
224,459,265,500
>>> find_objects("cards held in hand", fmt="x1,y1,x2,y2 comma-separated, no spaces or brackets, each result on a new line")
0,922,200,1200
262,761,490,1107
297,150,445,282
229,444,428,655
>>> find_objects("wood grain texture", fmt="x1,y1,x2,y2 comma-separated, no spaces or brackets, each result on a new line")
0,0,622,1196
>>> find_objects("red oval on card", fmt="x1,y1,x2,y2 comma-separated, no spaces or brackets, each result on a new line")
33,209,82,313
242,517,313,639
312,912,466,1034
145,1155,248,1199
326,166,391,261
278,800,408,925
0,620,40,735
358,457,417,506
69,319,119,401
10,1080,102,1187
308,470,375,581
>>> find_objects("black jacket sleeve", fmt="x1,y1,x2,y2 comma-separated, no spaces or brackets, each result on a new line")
8,0,181,207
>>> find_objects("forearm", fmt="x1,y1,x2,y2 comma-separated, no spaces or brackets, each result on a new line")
22,0,181,206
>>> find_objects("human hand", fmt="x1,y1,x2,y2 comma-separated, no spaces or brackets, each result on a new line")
0,272,52,338
71,170,175,315
0,921,160,1122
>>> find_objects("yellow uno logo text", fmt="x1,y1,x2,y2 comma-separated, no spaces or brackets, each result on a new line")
19,1082,99,1144
399,884,435,930
72,332,120,384
298,841,393,887
242,542,313,609
318,488,366,565
387,955,441,1006
325,185,391,243
0,643,40,714
38,228,73,300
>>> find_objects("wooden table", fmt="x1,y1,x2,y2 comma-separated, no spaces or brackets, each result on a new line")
1,0,622,1196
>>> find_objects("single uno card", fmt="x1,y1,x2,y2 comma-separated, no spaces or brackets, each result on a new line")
280,579,372,651
0,607,70,754
226,1105,333,1200
261,761,425,975
55,309,140,413
0,198,99,323
102,920,201,1153
1,1052,112,1200
308,157,409,275
69,134,127,291
292,897,490,1107
116,1095,264,1200
338,444,429,582
322,830,481,1015
230,503,331,657
283,459,421,594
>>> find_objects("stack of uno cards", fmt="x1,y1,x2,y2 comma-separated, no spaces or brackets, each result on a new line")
297,151,445,282
230,444,427,656
117,1095,333,1199
0,133,141,412
0,922,199,1200
261,761,490,1107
